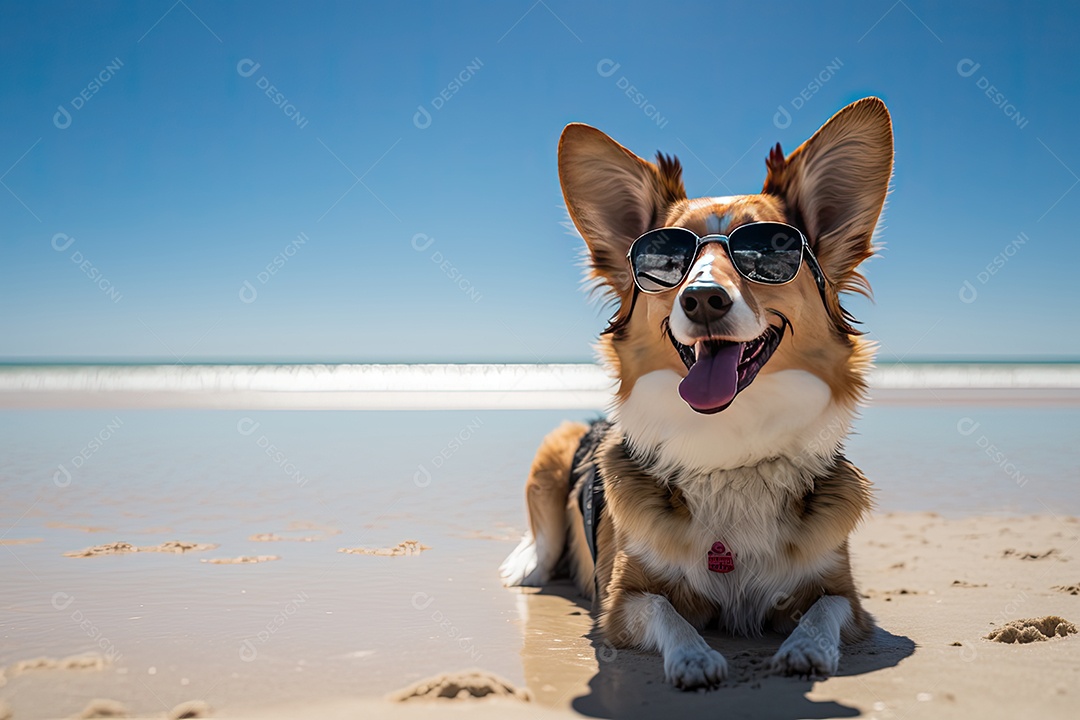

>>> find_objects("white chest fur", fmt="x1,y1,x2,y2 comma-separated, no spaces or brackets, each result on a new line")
612,369,854,634
612,369,851,473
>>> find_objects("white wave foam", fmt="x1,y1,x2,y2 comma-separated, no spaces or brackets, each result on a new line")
0,363,1077,409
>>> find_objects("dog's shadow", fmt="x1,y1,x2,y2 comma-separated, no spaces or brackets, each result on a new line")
519,582,915,720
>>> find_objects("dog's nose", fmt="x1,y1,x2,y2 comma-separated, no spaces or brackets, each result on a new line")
679,283,733,325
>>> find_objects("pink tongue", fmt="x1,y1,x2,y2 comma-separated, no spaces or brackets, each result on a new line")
678,342,744,412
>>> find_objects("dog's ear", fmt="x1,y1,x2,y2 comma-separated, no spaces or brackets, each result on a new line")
763,97,893,296
559,124,686,295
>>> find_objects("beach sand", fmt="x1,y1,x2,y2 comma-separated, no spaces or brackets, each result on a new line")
1,405,1078,718
1,513,1077,719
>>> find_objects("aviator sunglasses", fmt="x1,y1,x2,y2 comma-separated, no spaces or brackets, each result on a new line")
626,221,828,298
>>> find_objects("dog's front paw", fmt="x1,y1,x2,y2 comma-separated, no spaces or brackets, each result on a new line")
664,645,728,690
769,634,840,678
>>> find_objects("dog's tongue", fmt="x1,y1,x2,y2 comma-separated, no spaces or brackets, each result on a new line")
678,342,743,412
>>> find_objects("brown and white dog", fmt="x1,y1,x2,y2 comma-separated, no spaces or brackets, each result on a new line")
500,98,893,690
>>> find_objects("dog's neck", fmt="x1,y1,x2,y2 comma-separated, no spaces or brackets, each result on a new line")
611,367,854,481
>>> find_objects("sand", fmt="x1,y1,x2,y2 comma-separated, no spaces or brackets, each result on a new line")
985,616,1077,643
166,700,213,719
337,540,431,556
8,655,109,675
3,512,1077,719
388,669,530,701
75,698,128,718
63,541,219,557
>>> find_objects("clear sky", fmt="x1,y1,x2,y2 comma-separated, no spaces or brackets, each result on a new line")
2,1,1077,363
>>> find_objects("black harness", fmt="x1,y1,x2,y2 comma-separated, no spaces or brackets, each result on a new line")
573,420,612,567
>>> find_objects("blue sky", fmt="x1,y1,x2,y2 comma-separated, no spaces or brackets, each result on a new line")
1,0,1077,362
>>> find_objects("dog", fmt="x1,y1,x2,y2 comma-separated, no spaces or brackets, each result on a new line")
500,97,893,690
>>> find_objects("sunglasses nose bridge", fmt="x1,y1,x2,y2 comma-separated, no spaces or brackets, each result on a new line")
684,237,739,287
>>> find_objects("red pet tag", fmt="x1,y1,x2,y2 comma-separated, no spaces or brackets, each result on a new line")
707,541,735,573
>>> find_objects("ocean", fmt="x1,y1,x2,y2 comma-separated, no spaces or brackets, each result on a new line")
0,362,1077,517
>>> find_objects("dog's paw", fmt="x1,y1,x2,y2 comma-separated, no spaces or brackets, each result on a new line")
769,634,840,678
664,645,728,690
498,534,546,587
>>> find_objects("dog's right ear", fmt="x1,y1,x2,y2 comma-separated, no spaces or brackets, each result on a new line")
559,124,686,296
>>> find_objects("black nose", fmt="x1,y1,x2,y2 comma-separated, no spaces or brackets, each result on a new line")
679,283,733,325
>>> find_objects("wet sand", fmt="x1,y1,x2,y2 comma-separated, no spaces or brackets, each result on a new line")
1,514,1077,718
1,407,1078,718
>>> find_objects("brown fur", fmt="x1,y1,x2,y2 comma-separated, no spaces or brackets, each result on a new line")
522,420,589,557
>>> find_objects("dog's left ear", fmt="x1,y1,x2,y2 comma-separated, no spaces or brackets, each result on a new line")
763,97,893,295
559,123,686,295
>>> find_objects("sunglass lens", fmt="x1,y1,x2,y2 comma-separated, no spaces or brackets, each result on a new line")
629,228,698,292
727,223,803,283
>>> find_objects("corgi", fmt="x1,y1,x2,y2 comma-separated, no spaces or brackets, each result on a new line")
500,97,893,690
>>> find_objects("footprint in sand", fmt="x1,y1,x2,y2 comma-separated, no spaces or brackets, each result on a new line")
9,654,108,674
168,699,213,719
389,670,529,701
64,541,218,558
985,616,1077,644
1051,583,1080,595
339,540,430,556
76,698,127,718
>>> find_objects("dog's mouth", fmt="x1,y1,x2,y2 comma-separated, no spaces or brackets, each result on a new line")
667,315,788,414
